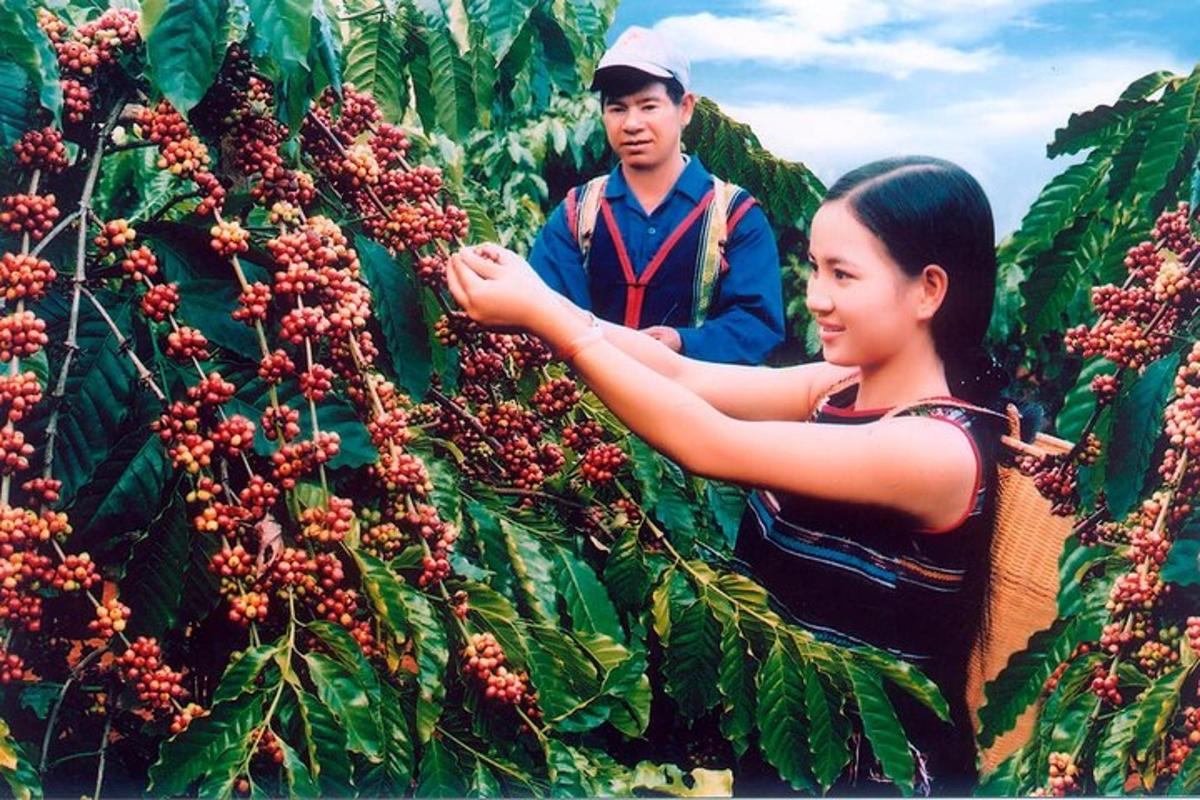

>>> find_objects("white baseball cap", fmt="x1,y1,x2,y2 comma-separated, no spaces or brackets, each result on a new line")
590,26,691,93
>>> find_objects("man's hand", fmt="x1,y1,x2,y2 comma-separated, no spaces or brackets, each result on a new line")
640,325,682,352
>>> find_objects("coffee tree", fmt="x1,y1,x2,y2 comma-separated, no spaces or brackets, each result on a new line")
977,203,1200,796
0,2,946,798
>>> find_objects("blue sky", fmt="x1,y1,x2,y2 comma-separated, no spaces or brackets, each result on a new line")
610,0,1200,238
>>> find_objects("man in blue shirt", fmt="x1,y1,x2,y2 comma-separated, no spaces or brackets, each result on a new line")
528,27,785,365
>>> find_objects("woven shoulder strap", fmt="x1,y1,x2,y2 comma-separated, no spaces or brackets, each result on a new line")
569,176,609,267
883,397,1018,438
690,177,740,326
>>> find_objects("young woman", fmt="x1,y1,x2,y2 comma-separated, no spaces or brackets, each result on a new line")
447,156,1010,792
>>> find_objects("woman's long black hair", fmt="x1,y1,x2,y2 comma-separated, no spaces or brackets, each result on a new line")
824,156,1010,409
822,156,1017,716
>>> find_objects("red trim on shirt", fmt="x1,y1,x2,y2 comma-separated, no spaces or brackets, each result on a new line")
565,187,578,243
913,413,984,535
727,196,757,235
600,190,716,328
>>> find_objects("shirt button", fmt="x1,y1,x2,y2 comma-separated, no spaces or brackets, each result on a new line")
648,227,657,235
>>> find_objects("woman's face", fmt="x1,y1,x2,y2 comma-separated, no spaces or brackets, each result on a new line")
805,199,939,368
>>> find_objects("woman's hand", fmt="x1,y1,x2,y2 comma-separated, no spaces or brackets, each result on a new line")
447,245,561,334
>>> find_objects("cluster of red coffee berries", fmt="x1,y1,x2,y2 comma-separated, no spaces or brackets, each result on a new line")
114,636,187,713
580,443,628,485
210,219,250,257
0,193,60,241
12,128,68,174
461,633,539,718
1030,753,1080,797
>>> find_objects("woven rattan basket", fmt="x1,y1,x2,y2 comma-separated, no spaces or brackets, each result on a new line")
966,403,1075,772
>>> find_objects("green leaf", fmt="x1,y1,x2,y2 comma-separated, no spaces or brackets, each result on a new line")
293,685,355,796
306,620,382,705
1163,539,1200,586
1020,215,1106,340
1106,352,1179,517
1048,687,1100,759
353,550,410,644
148,694,264,796
847,662,914,795
663,601,721,722
310,0,342,96
650,566,683,642
32,292,137,508
627,436,663,508
143,0,229,114
427,457,462,524
1055,357,1117,442
716,616,757,757
552,543,623,641
1171,743,1200,794
343,4,410,123
859,649,950,723
1130,67,1200,200
176,278,262,360
977,613,1104,748
456,579,530,667
1006,148,1111,264
704,482,746,548
245,0,313,74
212,641,282,705
276,734,321,797
604,527,653,612
469,0,538,64
375,683,415,792
804,659,851,792
546,739,594,796
357,234,432,397
468,759,503,797
416,738,468,797
120,500,198,638
1094,702,1139,794
398,583,450,742
1057,541,1113,617
654,479,697,547
459,195,500,244
70,426,172,546
302,651,384,760
1132,668,1187,762
0,62,30,149
756,637,815,792
1047,98,1150,159
1121,70,1178,101
0,2,60,123
0,718,39,800
502,519,557,622
416,19,476,140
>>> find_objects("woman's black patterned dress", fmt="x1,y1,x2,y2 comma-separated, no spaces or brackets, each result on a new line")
732,383,1004,795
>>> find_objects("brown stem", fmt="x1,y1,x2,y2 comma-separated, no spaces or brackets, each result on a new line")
42,102,125,484
92,715,111,800
428,387,502,452
79,287,166,403
29,209,81,258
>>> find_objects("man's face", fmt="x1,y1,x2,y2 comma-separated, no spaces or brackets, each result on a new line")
602,82,694,171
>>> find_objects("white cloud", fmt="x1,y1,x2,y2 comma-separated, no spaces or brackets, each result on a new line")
708,51,1188,235
654,13,998,77
651,0,1056,76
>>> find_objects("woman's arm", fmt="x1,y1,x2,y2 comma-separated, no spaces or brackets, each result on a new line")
560,297,860,422
445,251,978,531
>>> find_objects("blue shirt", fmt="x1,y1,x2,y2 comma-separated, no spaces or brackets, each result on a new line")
529,157,785,365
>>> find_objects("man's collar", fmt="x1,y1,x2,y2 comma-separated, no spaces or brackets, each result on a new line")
605,155,710,202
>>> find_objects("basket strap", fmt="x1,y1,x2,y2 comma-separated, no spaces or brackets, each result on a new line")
807,372,862,420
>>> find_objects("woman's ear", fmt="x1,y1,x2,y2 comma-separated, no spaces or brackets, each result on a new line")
915,264,949,321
